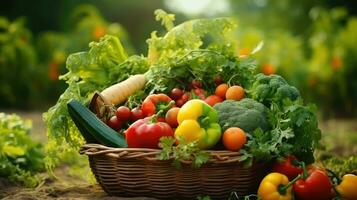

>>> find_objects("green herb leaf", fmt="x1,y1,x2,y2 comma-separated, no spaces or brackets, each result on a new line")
157,137,211,169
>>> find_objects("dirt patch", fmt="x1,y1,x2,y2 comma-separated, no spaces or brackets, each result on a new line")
2,184,156,200
1,168,156,200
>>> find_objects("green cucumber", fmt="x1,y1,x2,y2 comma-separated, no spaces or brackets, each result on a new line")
67,99,127,148
68,104,98,143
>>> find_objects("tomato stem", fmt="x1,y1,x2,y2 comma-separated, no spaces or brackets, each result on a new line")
227,73,240,86
301,162,308,179
291,158,301,167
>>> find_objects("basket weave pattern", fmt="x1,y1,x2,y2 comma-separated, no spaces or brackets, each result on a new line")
80,144,271,199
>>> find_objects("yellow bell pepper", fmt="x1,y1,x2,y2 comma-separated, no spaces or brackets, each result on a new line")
175,99,221,149
336,174,357,200
258,172,293,200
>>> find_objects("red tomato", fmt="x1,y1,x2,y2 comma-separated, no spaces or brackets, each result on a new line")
193,88,206,100
116,106,131,122
170,88,184,100
175,99,185,107
205,95,223,106
107,115,122,130
165,107,180,128
176,92,190,107
272,155,303,180
214,76,223,86
130,107,144,121
189,79,202,89
181,92,190,101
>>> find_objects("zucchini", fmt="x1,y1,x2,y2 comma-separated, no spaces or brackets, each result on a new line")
67,99,128,148
68,104,98,143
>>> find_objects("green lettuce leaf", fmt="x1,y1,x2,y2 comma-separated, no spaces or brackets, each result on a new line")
147,16,237,64
43,35,148,170
0,113,44,187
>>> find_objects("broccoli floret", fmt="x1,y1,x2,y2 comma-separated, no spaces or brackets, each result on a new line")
213,98,270,133
250,73,300,107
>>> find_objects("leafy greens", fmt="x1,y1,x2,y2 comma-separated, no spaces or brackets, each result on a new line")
43,35,148,170
0,113,44,187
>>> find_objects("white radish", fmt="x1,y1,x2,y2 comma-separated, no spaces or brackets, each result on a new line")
101,74,146,105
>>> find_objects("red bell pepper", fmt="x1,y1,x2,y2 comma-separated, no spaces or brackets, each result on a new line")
125,116,174,148
141,93,174,117
272,155,303,180
293,167,332,200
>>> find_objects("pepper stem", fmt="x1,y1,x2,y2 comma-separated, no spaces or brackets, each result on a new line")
157,100,175,112
150,110,164,123
199,116,210,128
278,174,302,195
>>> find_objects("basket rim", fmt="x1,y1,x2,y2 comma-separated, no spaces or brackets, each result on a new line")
80,143,244,164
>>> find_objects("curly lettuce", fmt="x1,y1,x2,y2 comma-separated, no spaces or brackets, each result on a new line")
147,10,237,64
43,35,148,170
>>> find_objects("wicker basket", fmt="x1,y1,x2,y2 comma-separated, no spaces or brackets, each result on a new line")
80,144,271,199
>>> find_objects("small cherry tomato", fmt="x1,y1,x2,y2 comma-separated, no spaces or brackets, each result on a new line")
189,79,202,89
205,95,223,106
165,107,180,128
193,88,206,100
116,106,131,122
130,107,144,121
226,85,245,101
176,92,190,107
215,83,229,99
170,88,184,100
107,115,122,130
214,76,223,86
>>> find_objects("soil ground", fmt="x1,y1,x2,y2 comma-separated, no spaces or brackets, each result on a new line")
1,111,356,199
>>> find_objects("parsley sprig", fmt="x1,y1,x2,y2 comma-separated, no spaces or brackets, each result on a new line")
157,137,210,169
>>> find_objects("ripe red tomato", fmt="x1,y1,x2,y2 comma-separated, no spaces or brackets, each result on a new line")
130,107,144,121
165,107,180,128
214,76,223,86
107,115,122,130
116,106,131,122
205,95,223,106
170,88,184,100
176,92,190,107
193,88,206,100
181,92,190,101
189,79,202,89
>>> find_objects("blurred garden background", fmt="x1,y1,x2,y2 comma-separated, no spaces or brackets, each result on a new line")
1,0,356,199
